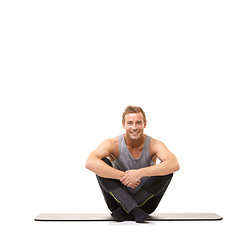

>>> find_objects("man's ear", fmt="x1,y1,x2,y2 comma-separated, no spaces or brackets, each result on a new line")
144,120,147,128
122,122,126,129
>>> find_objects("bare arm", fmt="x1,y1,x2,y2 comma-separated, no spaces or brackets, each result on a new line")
140,139,180,177
85,139,125,180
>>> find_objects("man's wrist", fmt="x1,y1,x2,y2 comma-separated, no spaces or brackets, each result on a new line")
139,168,147,178
117,170,125,180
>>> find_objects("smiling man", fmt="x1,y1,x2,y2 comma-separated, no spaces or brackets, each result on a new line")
85,106,180,223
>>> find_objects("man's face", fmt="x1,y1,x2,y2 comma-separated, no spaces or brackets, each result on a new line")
122,113,146,141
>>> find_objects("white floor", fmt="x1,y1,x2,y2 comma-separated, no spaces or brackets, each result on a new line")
1,1,240,240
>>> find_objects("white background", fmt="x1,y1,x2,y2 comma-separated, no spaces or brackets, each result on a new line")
1,1,239,239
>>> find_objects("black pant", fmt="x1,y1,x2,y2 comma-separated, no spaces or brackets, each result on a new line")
96,158,173,214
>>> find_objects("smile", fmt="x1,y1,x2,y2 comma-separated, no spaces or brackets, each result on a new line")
130,132,139,135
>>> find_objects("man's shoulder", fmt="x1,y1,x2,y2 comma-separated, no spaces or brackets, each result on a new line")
111,136,119,144
103,136,119,160
104,136,119,145
150,137,164,145
101,136,119,152
149,137,166,154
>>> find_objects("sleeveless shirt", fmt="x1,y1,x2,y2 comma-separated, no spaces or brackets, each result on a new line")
112,134,155,194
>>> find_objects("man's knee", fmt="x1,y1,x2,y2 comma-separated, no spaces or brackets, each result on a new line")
101,157,113,167
166,173,174,180
142,173,173,194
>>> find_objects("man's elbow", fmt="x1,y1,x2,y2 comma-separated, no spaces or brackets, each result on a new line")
172,155,180,172
85,160,91,170
85,154,94,171
85,158,96,172
175,162,180,172
174,159,180,172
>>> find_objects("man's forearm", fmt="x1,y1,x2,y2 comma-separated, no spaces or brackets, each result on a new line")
85,155,125,180
139,158,180,177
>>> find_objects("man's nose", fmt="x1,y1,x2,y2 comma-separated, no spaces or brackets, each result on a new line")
132,123,137,129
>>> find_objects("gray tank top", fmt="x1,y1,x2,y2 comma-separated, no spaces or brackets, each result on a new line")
112,134,155,193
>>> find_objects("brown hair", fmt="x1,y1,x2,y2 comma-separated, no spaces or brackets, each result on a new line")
122,106,146,123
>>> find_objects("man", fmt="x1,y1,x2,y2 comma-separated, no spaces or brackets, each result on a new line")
85,106,180,223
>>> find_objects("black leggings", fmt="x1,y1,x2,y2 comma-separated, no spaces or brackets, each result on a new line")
96,158,173,214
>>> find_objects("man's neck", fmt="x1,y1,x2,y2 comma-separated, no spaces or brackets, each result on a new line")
124,134,145,149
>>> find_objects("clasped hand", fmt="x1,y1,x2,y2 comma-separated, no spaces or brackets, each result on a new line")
120,169,142,189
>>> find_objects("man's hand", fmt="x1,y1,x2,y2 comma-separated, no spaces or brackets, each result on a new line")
120,169,143,189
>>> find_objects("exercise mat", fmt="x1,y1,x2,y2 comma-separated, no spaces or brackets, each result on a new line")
35,213,222,221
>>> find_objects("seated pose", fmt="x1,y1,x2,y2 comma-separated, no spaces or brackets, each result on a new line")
85,106,180,223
